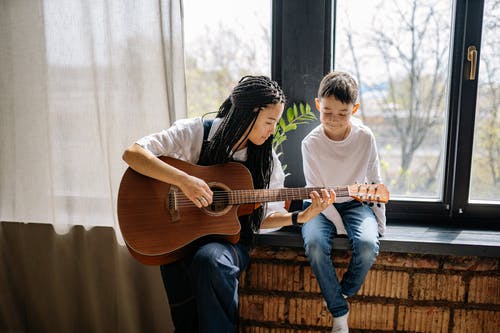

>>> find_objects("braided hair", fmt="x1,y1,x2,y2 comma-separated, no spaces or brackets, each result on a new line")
198,75,286,232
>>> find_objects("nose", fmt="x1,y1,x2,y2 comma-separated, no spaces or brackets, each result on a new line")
270,124,277,136
271,124,276,133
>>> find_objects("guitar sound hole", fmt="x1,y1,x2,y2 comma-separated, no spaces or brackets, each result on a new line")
203,183,231,216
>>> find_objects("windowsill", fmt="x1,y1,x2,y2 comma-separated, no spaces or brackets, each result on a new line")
255,223,500,258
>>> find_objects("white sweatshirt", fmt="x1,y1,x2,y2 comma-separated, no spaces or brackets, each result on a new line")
301,117,386,235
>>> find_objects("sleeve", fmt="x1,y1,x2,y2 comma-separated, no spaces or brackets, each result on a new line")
257,150,288,234
263,151,288,219
135,117,204,163
301,139,323,188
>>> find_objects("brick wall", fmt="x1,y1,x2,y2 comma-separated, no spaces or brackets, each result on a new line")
239,246,500,333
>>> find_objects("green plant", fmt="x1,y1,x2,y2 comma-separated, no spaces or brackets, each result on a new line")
272,102,317,175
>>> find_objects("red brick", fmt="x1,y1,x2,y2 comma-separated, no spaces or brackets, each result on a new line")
468,275,500,304
359,269,409,298
240,270,248,288
412,273,465,301
453,309,500,333
244,263,298,292
302,266,347,293
240,327,321,333
249,247,308,262
350,302,395,331
397,306,450,333
376,253,440,269
288,297,332,327
239,294,286,323
302,265,320,293
443,256,499,271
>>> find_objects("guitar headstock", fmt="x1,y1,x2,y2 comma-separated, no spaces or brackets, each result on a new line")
347,183,390,204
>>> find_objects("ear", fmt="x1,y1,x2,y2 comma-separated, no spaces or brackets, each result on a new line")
315,98,320,111
352,103,360,115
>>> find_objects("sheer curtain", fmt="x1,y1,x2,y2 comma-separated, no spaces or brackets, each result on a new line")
0,0,186,236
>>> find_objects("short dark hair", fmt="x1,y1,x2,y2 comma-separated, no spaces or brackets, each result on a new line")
318,71,358,105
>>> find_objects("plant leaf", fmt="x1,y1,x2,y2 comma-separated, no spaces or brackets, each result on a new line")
287,107,294,123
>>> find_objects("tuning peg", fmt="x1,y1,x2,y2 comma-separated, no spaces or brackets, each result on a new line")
377,203,381,207
369,202,374,207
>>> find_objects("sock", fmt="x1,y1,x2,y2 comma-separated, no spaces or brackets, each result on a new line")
331,311,349,333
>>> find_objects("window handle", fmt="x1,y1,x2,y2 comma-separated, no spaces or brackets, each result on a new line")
467,45,477,80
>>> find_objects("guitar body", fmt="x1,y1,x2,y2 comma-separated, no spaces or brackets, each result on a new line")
117,157,255,265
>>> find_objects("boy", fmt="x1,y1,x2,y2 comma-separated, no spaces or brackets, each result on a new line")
300,71,386,333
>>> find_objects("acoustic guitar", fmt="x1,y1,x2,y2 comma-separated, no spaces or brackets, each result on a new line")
117,156,389,265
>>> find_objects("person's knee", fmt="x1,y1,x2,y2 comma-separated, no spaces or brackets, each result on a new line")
354,237,379,263
303,234,330,262
191,244,224,276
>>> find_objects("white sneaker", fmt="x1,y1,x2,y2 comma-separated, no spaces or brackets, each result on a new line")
331,311,349,333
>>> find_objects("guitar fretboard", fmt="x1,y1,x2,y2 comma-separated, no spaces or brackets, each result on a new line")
225,186,350,205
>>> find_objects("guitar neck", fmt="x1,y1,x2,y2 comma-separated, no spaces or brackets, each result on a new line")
227,186,350,205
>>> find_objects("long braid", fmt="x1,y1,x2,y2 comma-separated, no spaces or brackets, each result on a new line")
198,76,286,231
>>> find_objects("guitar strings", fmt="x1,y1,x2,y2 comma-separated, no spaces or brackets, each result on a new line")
168,187,361,207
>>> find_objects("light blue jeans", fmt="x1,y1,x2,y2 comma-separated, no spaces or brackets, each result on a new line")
160,241,250,333
301,200,380,317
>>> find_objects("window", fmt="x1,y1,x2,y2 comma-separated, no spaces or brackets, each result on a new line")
335,0,453,201
183,0,272,118
331,0,499,226
469,0,499,204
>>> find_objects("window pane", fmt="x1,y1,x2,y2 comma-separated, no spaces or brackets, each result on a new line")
334,0,453,200
469,0,500,203
183,0,272,118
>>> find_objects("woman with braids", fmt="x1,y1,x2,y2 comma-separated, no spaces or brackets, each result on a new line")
122,75,335,332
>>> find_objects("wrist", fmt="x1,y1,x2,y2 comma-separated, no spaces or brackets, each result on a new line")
297,211,307,224
291,211,303,227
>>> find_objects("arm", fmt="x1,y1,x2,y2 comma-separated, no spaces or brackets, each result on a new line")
122,143,213,208
259,148,336,229
260,189,336,229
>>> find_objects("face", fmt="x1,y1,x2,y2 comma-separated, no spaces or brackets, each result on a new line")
244,102,284,147
316,96,358,132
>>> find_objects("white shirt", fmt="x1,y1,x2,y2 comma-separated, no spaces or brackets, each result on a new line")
301,117,386,235
136,117,287,221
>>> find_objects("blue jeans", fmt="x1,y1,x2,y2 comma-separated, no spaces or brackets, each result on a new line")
301,200,380,317
160,241,250,333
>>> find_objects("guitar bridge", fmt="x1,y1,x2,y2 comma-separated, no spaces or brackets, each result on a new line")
168,186,180,222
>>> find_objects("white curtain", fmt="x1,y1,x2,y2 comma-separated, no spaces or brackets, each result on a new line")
0,0,186,235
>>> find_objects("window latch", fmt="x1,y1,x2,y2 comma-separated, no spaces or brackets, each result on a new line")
467,45,477,80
